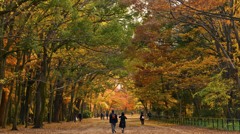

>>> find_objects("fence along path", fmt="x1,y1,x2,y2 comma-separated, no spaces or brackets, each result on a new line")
1,115,240,134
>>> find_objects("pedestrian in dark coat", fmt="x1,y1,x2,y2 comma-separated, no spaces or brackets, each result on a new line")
140,112,144,125
119,112,127,133
101,112,104,120
109,110,118,134
106,111,109,120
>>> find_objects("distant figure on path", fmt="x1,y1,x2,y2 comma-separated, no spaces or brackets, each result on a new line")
119,112,127,133
140,112,145,125
78,113,82,122
109,110,118,134
101,112,105,120
106,111,109,120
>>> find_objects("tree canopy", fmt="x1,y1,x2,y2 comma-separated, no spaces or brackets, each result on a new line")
1,0,240,130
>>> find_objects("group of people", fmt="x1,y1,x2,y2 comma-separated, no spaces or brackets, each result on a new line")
109,110,146,134
76,110,147,134
100,112,109,120
109,110,127,134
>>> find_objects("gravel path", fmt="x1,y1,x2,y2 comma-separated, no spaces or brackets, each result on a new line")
1,115,240,134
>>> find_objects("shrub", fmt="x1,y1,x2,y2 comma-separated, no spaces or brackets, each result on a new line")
83,110,92,118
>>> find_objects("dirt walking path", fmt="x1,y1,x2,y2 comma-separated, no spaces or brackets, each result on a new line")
1,115,240,134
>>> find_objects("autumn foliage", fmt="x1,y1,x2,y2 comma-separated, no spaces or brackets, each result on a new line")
130,0,240,118
1,0,240,131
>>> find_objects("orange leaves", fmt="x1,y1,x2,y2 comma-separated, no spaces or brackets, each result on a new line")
133,20,161,45
149,0,171,12
185,0,226,11
6,55,17,66
135,71,158,87
119,0,140,6
94,88,136,111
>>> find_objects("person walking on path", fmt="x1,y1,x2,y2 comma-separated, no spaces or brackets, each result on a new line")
101,112,104,120
140,112,145,125
109,110,118,134
119,112,127,133
106,111,109,120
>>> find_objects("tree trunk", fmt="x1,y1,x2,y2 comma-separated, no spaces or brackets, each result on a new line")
12,79,21,130
34,80,42,128
20,78,28,125
0,57,6,127
12,51,23,130
0,10,5,110
33,43,48,128
48,81,54,123
68,83,76,121
24,75,34,128
0,89,8,127
2,83,13,128
53,80,64,122
0,57,5,114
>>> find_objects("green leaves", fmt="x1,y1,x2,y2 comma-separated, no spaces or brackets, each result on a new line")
195,72,233,108
94,21,130,46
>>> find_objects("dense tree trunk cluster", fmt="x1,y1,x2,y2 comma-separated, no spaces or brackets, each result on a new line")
0,0,135,130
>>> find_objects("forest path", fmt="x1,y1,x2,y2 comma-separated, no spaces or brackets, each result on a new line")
1,115,240,134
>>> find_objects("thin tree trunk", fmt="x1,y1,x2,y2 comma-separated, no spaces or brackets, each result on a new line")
24,75,34,128
53,80,64,122
20,53,28,125
2,82,14,128
68,83,76,121
0,89,8,127
0,56,6,127
12,51,22,130
34,41,48,128
48,81,54,123
0,57,5,113
34,80,42,128
0,9,5,109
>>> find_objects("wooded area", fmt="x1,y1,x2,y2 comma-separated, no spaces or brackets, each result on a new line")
1,0,240,131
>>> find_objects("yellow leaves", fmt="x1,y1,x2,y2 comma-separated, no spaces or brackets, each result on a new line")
0,79,5,85
78,48,88,55
99,101,109,109
93,88,136,111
